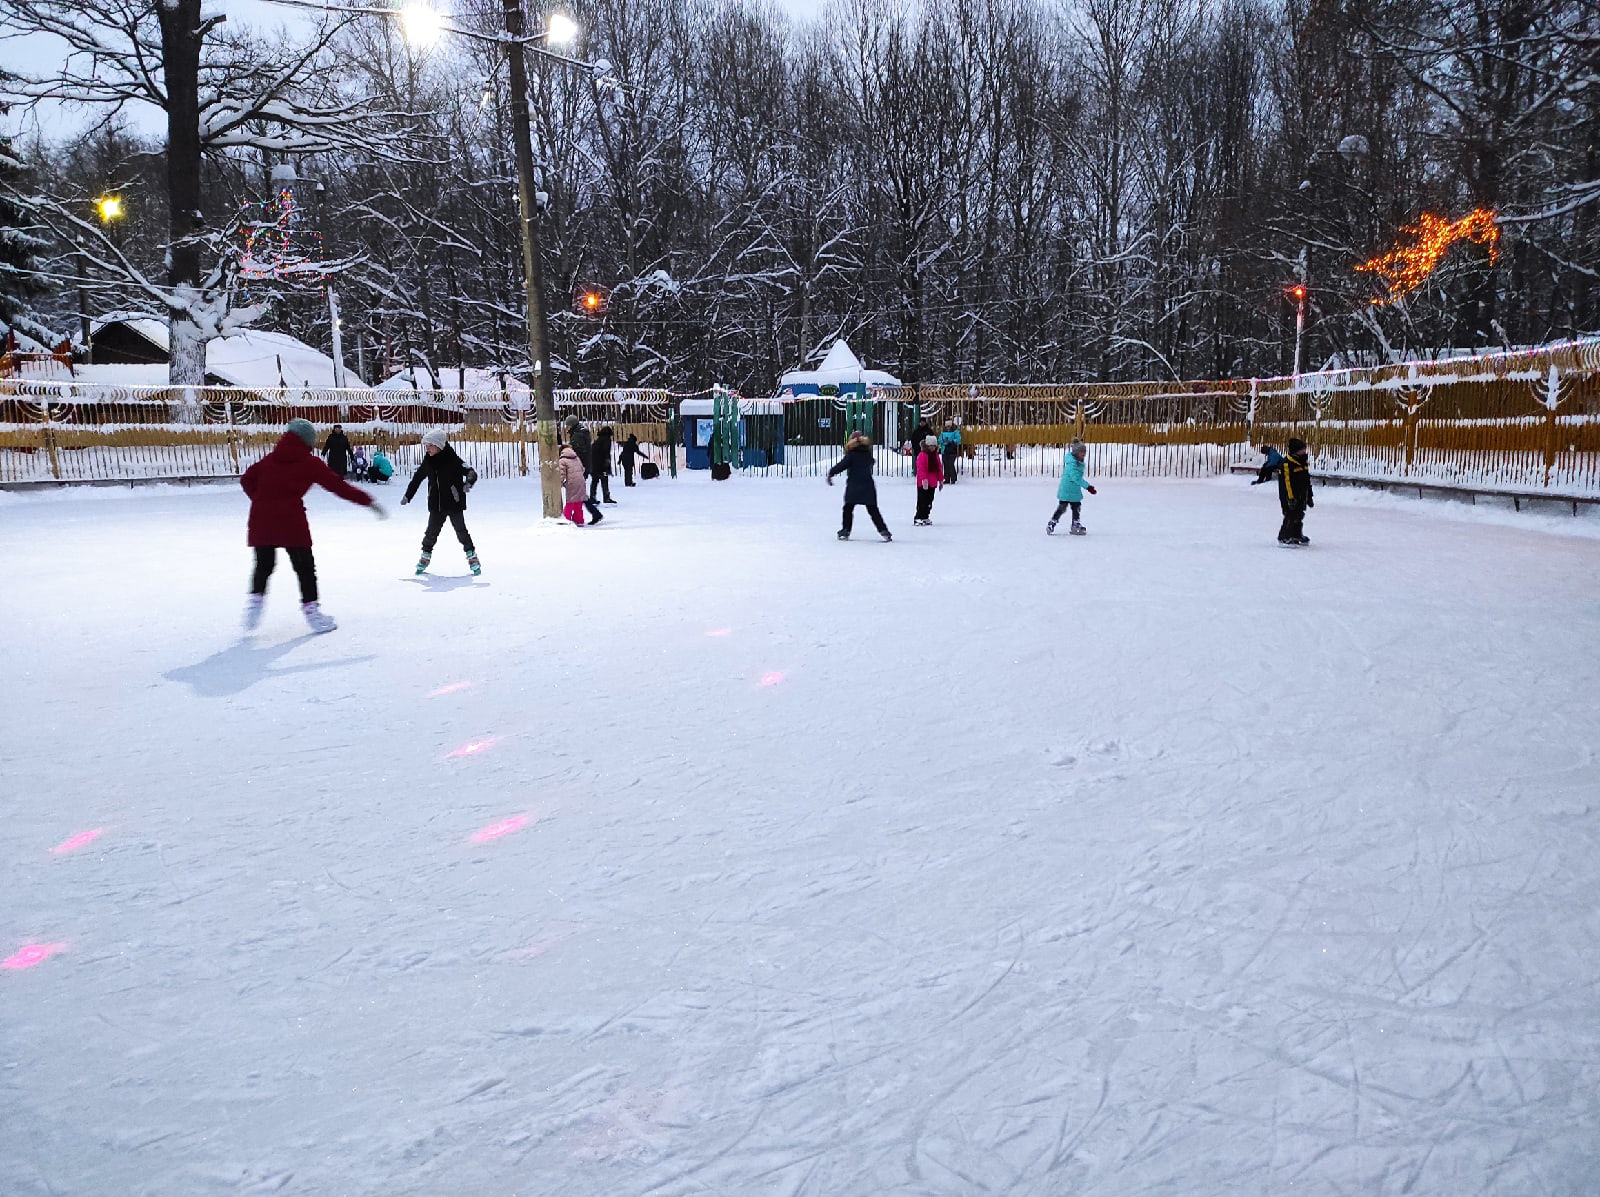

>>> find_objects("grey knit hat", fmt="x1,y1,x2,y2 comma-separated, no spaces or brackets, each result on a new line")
564,414,580,428
421,428,448,449
287,418,316,447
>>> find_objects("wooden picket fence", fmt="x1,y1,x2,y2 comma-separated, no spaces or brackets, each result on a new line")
2,342,1597,494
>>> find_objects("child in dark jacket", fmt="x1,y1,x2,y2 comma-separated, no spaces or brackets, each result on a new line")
403,428,481,574
827,432,892,542
241,418,384,634
1254,437,1314,544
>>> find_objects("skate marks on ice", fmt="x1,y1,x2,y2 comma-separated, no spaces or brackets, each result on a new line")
163,637,376,698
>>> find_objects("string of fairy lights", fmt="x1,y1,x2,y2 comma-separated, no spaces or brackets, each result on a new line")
236,187,330,294
1353,208,1500,306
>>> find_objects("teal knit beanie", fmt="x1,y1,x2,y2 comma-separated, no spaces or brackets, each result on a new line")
287,418,316,447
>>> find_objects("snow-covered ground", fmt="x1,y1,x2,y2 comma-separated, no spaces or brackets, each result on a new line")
4,474,1599,1196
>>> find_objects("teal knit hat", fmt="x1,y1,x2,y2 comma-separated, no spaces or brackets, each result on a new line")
287,418,316,447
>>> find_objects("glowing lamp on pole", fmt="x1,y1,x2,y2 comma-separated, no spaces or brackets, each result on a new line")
399,2,444,46
1288,283,1307,388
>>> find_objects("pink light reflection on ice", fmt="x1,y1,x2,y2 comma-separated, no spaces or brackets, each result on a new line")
759,671,785,687
705,627,732,638
2,943,66,970
51,829,104,855
472,814,531,844
428,681,473,698
447,737,498,759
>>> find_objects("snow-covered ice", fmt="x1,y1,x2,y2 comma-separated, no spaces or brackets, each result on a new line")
3,473,1599,1195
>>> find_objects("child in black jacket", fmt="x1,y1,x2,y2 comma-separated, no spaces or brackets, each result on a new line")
1255,437,1314,545
403,429,481,574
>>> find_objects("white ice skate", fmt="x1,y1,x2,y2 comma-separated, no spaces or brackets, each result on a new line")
242,594,264,631
1069,521,1087,536
302,601,337,634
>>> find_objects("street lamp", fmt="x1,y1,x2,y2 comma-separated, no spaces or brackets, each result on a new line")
258,0,593,517
95,194,124,224
1288,282,1307,387
401,1,584,518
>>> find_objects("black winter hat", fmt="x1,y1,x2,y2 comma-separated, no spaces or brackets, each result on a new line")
1287,437,1307,453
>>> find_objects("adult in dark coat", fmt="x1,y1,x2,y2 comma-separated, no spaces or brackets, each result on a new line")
619,433,646,486
910,419,935,456
241,418,381,632
403,428,481,572
589,426,617,504
562,415,604,523
826,432,892,541
322,424,352,478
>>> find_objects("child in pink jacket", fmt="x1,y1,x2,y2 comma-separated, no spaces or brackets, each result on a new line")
558,445,589,525
913,434,944,525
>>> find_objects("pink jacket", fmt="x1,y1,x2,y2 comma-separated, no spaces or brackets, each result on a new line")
558,446,586,502
915,447,944,488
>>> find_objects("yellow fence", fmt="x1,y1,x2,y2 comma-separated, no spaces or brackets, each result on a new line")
3,342,1598,493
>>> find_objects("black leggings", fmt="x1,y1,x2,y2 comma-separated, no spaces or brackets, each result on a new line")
842,502,889,536
423,509,475,554
589,471,613,502
1051,501,1081,523
253,546,317,603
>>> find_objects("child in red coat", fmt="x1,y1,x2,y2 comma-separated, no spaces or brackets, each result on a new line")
241,419,385,633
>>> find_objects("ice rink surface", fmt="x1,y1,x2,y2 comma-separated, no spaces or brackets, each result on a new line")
4,471,1599,1196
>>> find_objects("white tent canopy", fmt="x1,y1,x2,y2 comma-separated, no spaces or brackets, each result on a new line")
778,339,900,392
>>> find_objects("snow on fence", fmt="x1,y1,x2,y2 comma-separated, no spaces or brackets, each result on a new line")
2,341,1598,494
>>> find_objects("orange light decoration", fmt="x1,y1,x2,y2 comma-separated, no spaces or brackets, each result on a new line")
1354,208,1500,305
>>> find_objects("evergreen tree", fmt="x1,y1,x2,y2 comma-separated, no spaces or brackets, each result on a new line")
0,109,46,329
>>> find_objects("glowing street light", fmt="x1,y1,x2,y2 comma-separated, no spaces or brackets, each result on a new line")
399,2,444,46
545,12,578,45
96,194,124,223
1287,282,1308,388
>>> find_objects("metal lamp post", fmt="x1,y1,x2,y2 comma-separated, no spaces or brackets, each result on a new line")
260,0,592,517
395,0,578,518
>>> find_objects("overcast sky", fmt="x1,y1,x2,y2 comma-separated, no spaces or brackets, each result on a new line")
3,0,832,143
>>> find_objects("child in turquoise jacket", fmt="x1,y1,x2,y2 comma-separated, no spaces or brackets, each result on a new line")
1048,439,1097,535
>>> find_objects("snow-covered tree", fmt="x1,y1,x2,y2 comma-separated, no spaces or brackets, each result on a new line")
0,0,415,386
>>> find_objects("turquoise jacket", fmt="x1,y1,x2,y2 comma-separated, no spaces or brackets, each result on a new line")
938,429,962,450
1057,451,1090,502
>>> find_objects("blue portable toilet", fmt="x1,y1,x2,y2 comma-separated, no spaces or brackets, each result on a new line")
679,396,786,470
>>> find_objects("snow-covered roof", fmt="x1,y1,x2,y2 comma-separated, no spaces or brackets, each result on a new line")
376,367,530,396
679,397,785,416
89,314,367,390
779,339,901,389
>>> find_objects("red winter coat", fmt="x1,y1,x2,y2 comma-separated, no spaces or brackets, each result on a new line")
241,432,373,547
915,447,944,488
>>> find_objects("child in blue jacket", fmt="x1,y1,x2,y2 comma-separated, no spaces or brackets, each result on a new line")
1047,439,1097,535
